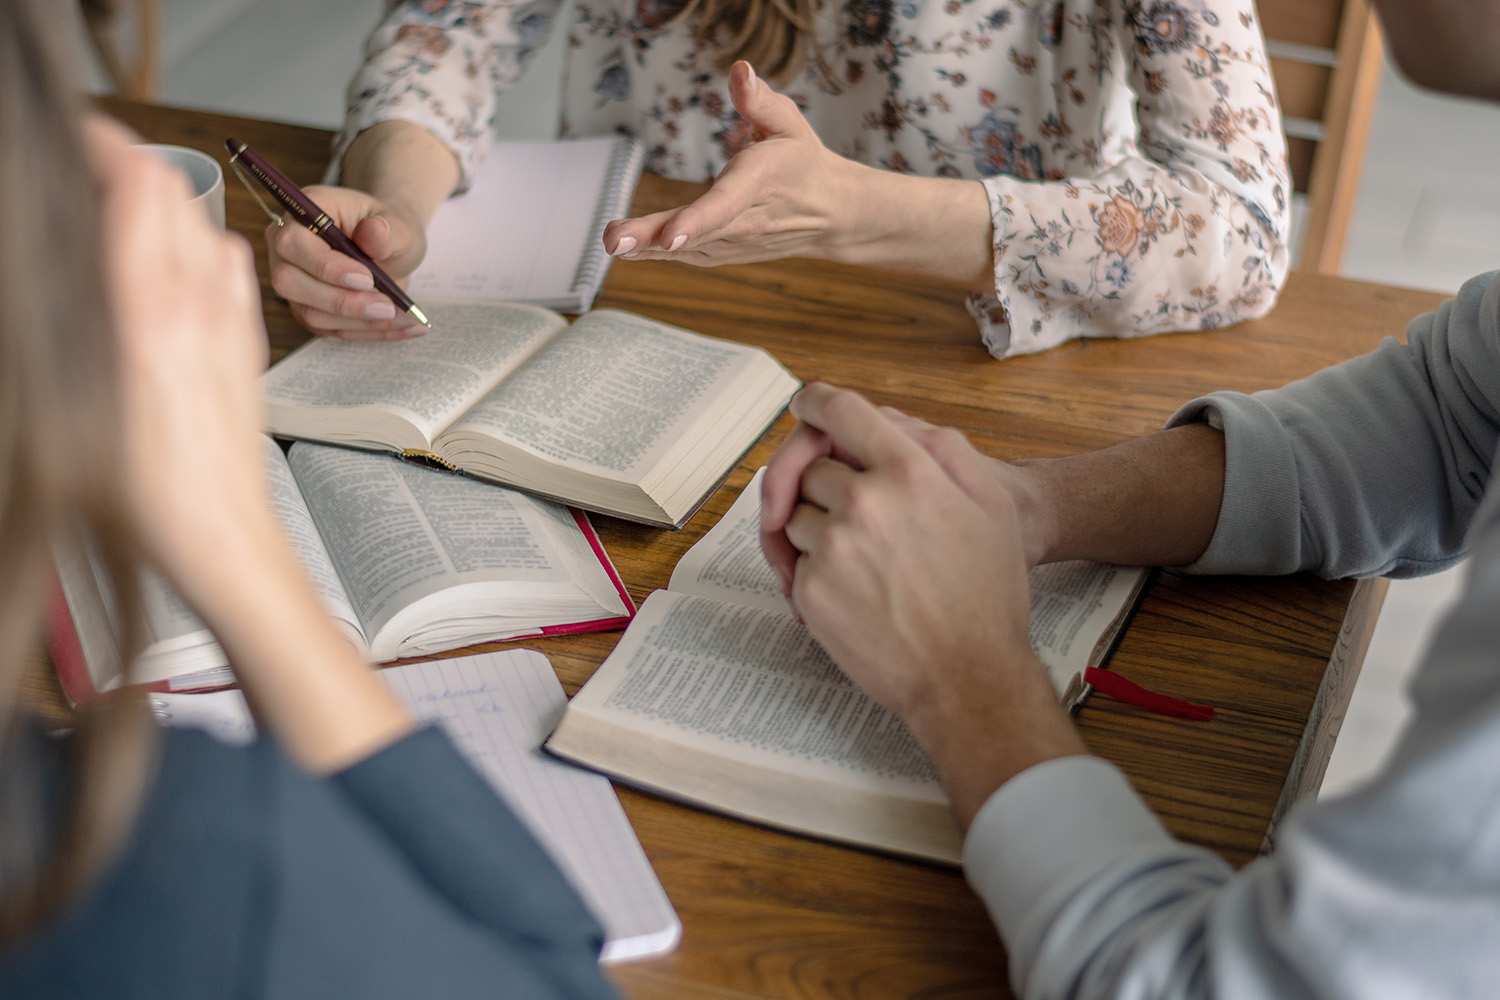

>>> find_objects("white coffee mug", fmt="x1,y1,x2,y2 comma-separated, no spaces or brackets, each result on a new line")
137,144,226,230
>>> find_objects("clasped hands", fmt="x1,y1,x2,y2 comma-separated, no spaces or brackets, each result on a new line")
759,384,1087,826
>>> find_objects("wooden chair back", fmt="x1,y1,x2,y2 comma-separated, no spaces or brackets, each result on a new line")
79,0,160,101
1259,0,1384,274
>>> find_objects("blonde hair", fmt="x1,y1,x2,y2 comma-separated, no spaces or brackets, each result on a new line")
661,0,832,84
0,0,157,945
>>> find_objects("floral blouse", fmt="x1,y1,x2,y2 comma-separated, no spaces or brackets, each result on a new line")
337,0,1289,357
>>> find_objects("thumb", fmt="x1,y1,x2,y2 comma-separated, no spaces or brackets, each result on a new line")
728,60,809,140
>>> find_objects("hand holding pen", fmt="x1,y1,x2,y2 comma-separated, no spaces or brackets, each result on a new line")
227,138,432,340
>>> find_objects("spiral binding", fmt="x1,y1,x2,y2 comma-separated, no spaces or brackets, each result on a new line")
569,135,647,311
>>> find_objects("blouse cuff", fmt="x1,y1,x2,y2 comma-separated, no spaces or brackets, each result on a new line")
972,177,1091,359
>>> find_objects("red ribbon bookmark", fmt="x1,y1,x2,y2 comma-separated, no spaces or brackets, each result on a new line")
1084,667,1216,721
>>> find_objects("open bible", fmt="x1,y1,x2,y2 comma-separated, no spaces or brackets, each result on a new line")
264,303,800,529
51,438,632,700
546,471,1149,864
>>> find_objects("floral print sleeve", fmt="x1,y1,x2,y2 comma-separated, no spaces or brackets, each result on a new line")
972,1,1289,356
333,0,1289,357
331,0,562,190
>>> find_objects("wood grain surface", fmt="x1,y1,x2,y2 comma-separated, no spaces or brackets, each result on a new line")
39,99,1445,1000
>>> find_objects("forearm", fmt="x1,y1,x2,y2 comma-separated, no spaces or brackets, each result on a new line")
1014,422,1226,569
826,165,994,292
907,645,1088,829
185,513,414,775
340,120,461,230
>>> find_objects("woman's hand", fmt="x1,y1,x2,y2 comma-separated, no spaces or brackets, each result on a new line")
86,117,274,596
264,184,429,340
603,61,995,291
603,61,864,267
90,116,415,772
264,120,460,340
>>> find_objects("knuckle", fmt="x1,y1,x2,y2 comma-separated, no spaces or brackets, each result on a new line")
317,254,352,286
330,290,368,317
267,265,297,300
822,387,863,423
838,480,880,527
928,426,970,459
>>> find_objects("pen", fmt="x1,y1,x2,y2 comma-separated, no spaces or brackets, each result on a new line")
224,137,431,328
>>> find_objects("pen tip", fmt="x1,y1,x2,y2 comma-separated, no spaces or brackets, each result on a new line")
409,305,432,328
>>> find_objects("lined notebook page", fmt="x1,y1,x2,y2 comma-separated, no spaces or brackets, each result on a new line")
151,649,680,963
408,137,645,312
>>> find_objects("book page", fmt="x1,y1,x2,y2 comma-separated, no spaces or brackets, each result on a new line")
1027,561,1147,676
85,439,368,687
380,652,679,962
264,302,566,445
262,436,363,643
441,310,754,479
149,649,680,963
287,443,623,658
408,138,638,308
569,591,944,798
668,469,788,615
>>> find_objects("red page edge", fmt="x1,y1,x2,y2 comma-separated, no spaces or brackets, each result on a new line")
540,509,637,636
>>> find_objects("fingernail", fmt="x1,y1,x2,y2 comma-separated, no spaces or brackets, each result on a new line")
746,63,759,90
621,250,640,259
343,271,374,291
364,300,396,320
612,236,636,256
667,234,687,252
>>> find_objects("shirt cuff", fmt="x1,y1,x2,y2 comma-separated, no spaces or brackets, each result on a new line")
1166,391,1305,575
963,756,1171,948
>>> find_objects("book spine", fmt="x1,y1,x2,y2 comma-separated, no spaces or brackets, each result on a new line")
569,135,647,311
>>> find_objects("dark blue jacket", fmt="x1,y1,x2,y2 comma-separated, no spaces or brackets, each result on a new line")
0,724,620,999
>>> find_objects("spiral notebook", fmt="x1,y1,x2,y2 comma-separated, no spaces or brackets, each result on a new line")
149,649,681,963
408,136,646,313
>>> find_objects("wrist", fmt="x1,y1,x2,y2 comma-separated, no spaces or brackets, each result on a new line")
1008,459,1064,567
905,648,1087,828
343,120,460,229
824,168,993,291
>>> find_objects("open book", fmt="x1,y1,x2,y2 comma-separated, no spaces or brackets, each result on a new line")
546,470,1149,864
264,303,799,529
148,650,680,963
407,136,646,313
51,438,632,700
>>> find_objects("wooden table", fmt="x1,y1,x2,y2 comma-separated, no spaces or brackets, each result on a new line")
74,99,1447,1000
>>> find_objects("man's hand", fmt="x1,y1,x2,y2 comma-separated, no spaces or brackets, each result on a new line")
759,384,1086,825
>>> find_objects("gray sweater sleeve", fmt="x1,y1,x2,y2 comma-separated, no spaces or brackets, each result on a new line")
963,271,1500,999
1168,270,1500,579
